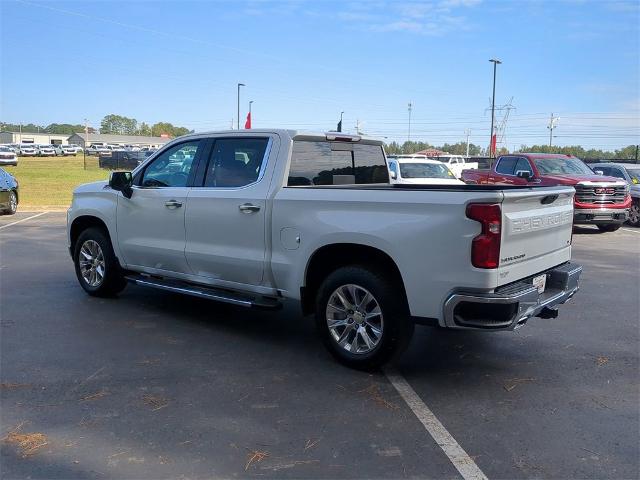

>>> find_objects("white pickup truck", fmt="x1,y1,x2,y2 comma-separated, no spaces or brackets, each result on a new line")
437,154,479,178
67,130,582,369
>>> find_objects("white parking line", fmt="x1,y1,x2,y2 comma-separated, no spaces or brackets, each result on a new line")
385,368,488,480
0,212,49,230
621,228,640,234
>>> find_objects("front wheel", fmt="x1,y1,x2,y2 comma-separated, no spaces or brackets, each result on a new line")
74,227,127,297
627,201,640,227
597,224,621,233
315,266,414,370
3,191,17,215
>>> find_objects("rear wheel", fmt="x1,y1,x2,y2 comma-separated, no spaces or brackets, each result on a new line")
315,265,414,370
627,200,640,227
597,224,621,233
74,227,127,297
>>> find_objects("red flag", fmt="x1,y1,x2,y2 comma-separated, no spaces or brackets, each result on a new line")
490,134,497,155
244,111,252,129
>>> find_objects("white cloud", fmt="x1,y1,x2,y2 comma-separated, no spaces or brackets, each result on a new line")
337,0,480,36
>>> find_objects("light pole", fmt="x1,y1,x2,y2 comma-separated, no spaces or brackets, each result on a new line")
407,102,413,142
465,128,471,157
489,59,501,158
547,113,559,147
338,111,344,132
248,100,253,128
83,118,89,170
237,83,245,130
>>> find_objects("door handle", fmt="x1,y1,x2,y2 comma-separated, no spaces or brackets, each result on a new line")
165,200,183,208
239,203,260,213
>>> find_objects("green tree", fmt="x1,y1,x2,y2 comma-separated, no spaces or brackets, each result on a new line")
615,145,639,159
138,122,152,136
100,114,138,135
151,122,192,137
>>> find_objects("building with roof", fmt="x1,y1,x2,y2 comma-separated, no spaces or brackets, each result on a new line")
67,133,171,148
0,131,71,145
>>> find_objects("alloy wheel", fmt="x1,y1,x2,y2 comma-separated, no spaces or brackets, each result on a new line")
79,240,105,287
326,284,384,354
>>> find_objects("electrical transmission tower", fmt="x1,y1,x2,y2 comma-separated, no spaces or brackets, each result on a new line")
485,97,516,153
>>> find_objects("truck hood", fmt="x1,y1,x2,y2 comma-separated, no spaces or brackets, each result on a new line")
74,180,109,194
542,173,622,185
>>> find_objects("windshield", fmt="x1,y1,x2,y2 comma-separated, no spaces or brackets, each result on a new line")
626,167,640,184
0,147,12,152
399,162,455,179
532,157,593,175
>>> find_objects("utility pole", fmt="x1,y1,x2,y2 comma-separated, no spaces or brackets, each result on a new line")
83,118,88,170
237,83,245,130
249,100,253,128
355,119,362,135
547,113,559,147
464,129,471,157
407,102,412,142
489,59,501,158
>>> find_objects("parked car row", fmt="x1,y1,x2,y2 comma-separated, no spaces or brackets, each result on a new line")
384,151,636,230
0,143,84,156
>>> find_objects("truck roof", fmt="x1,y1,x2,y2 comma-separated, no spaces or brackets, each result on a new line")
514,153,579,159
174,129,385,146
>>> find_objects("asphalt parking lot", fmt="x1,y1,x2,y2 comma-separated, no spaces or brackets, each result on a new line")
1,212,638,479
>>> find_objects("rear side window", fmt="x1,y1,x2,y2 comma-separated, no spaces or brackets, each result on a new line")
288,141,389,186
203,138,269,188
495,156,517,175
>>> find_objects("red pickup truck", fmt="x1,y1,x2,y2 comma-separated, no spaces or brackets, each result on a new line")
462,153,631,232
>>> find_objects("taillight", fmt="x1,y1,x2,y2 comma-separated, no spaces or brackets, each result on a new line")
466,203,502,269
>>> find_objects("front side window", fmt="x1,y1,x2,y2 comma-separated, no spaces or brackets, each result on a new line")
140,140,201,187
495,157,517,175
203,138,268,188
288,141,389,186
514,157,533,175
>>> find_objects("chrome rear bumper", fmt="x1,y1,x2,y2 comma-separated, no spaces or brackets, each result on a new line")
443,262,582,330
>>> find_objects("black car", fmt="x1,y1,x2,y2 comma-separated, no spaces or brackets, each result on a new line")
0,167,19,215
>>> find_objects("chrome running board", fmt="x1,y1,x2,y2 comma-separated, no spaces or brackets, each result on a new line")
125,274,281,310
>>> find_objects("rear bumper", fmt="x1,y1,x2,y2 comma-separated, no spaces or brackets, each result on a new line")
443,262,582,330
574,208,628,224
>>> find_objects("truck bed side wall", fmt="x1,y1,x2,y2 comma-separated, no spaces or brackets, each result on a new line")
271,187,503,320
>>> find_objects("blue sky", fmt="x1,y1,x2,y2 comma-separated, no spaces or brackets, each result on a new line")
1,0,639,150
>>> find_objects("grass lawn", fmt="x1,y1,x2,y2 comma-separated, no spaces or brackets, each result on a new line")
3,155,110,209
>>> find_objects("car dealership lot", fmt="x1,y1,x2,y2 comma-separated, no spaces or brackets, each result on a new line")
1,213,638,479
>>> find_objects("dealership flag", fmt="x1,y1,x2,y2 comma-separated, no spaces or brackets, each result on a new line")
244,111,252,129
490,134,497,155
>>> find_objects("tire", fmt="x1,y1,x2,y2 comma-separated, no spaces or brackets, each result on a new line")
73,227,127,297
597,224,621,233
3,191,17,215
627,200,640,227
315,265,414,370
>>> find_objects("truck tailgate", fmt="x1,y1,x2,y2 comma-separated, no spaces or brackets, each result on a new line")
498,186,575,286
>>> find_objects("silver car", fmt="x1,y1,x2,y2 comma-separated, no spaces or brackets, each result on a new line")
0,146,18,166
54,145,77,156
37,145,56,157
592,162,640,227
18,145,37,156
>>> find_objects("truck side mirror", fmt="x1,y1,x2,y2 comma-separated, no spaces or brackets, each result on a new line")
109,171,133,198
515,170,533,181
390,171,397,180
